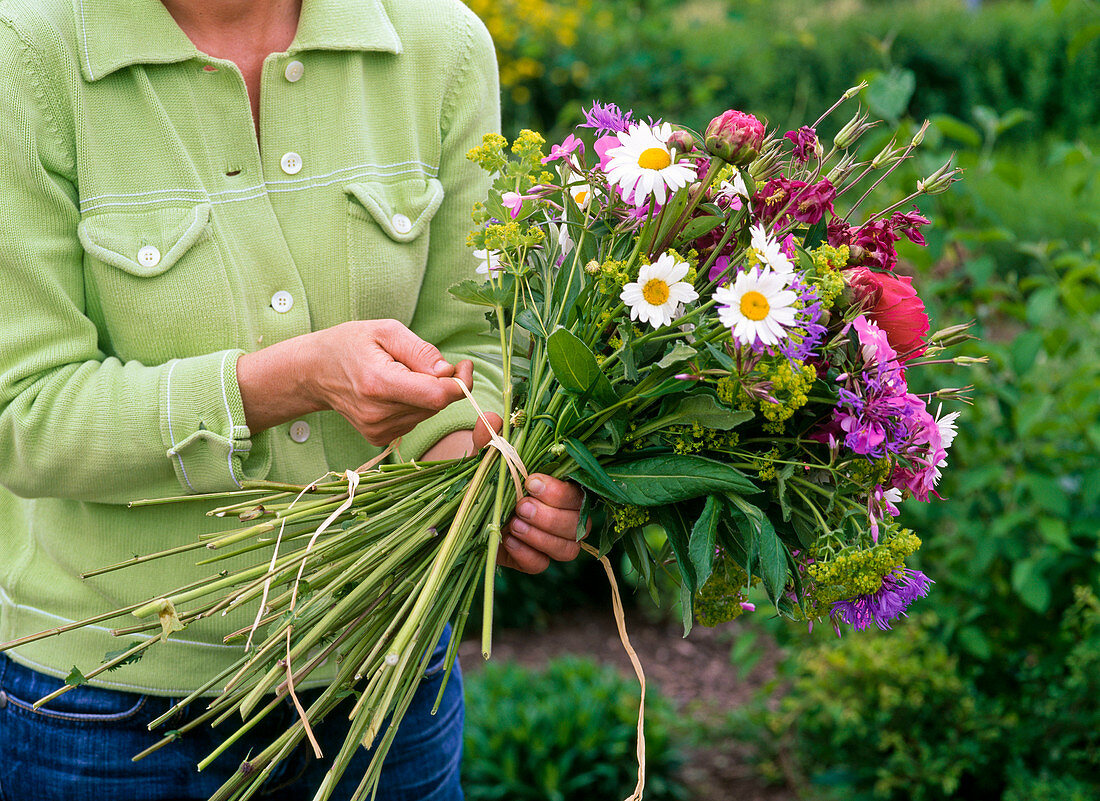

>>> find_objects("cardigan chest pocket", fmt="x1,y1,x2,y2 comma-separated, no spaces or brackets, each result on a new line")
345,178,444,324
77,203,238,364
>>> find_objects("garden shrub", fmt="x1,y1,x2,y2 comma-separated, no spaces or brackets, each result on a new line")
462,657,686,801
466,0,1100,140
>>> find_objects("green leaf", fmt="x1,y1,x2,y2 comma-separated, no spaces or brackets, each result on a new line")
570,454,758,506
623,528,660,606
448,277,514,308
655,343,698,369
675,215,724,245
728,495,787,604
1010,331,1044,376
801,220,826,250
66,665,89,687
546,327,617,405
656,505,695,593
689,495,721,590
101,648,145,672
930,114,982,149
1068,24,1100,62
514,307,548,339
1011,559,1051,613
664,394,753,431
775,462,796,522
563,439,630,505
865,67,915,122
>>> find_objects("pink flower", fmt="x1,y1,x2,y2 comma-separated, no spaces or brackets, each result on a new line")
845,267,930,360
784,126,820,163
703,110,765,167
501,191,524,219
594,134,619,171
542,134,585,165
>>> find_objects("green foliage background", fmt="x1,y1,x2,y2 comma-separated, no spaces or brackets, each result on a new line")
464,0,1100,798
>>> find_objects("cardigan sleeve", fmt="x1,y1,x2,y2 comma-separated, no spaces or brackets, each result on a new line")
0,21,268,502
398,9,506,460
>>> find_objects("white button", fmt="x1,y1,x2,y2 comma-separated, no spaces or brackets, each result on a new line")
280,152,303,175
289,420,310,443
284,60,304,82
271,291,294,313
137,245,161,268
391,213,412,234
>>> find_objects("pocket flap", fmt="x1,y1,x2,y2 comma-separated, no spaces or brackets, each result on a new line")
77,203,212,277
345,179,444,242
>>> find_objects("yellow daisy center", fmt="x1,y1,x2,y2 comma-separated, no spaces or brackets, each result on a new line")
642,278,671,306
740,290,771,321
638,147,672,171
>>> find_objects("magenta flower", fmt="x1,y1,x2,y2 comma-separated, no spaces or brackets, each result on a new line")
831,568,933,631
851,220,902,272
784,126,820,163
542,134,585,165
790,179,836,225
890,206,932,247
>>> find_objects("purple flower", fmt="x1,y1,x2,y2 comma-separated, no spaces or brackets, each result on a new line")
851,220,901,272
708,254,731,283
831,567,933,631
777,279,827,362
784,126,820,163
542,134,585,165
580,100,635,135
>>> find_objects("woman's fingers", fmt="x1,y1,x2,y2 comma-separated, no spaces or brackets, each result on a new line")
507,518,582,562
497,532,551,574
525,474,585,511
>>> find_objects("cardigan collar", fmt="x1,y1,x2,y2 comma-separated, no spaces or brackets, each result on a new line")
76,0,402,82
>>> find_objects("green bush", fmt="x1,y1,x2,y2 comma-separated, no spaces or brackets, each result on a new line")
740,592,1100,800
462,657,686,801
744,617,1004,800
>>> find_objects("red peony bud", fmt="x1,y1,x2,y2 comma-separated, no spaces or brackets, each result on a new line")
666,129,696,155
703,110,765,167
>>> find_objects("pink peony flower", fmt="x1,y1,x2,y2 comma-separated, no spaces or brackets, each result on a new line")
704,110,765,167
845,267,930,360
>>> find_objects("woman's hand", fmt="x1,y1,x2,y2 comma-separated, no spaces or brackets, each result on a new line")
429,412,588,574
237,319,471,444
499,473,588,574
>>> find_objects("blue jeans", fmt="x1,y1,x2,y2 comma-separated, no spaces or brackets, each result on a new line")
0,634,463,801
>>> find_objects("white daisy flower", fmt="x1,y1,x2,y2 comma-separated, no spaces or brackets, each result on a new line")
604,122,697,207
568,182,594,210
620,253,699,329
749,223,795,275
474,248,502,275
714,267,799,347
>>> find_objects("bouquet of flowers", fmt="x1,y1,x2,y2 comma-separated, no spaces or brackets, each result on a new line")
2,85,971,801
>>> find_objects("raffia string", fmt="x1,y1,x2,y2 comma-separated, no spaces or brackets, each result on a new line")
449,377,528,499
582,542,648,801
450,377,646,800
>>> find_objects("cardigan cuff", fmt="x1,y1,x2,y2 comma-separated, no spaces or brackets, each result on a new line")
159,350,270,493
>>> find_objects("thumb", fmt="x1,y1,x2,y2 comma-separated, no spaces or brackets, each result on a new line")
379,323,453,377
471,412,504,452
